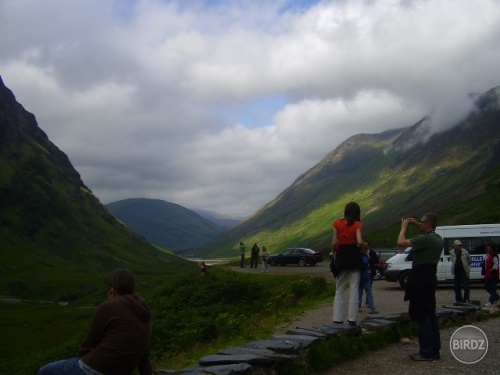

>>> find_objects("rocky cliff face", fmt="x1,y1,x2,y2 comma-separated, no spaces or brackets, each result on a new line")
0,76,84,187
0,76,183,300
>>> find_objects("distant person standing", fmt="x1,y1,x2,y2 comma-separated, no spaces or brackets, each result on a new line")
397,213,443,361
358,246,378,314
482,242,499,308
239,241,246,268
199,261,208,276
449,239,471,303
250,242,260,269
261,246,270,273
365,241,379,284
332,201,365,326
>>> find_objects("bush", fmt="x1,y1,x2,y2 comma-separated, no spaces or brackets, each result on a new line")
150,269,267,359
290,276,328,299
149,269,331,366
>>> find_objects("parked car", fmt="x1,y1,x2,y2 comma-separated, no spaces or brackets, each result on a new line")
328,248,401,280
371,249,401,280
268,248,323,267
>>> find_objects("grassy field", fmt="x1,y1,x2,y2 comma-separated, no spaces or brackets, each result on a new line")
0,266,334,374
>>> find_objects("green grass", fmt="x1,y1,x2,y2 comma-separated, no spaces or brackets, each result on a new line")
0,267,334,375
0,303,93,357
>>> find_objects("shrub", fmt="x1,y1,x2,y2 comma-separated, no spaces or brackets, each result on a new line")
290,276,328,299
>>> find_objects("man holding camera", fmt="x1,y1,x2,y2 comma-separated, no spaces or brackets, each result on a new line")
397,213,443,362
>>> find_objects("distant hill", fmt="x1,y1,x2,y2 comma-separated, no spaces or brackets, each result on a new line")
193,209,242,227
195,86,500,258
106,198,224,251
0,76,195,301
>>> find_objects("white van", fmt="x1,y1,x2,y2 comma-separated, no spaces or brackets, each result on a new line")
385,224,500,289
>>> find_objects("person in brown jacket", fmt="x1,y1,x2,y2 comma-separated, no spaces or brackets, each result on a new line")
38,269,153,375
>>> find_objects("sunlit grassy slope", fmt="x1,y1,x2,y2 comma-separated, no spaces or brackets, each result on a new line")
196,87,500,257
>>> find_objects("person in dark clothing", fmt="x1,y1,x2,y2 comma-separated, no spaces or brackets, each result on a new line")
397,213,443,362
364,241,379,282
250,243,260,268
38,269,153,375
449,239,471,303
199,261,208,275
482,242,499,308
239,241,246,268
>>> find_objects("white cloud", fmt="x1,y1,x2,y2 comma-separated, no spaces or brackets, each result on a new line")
1,0,500,216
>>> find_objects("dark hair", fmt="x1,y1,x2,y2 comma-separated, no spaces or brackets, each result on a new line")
486,242,498,255
423,212,438,229
108,268,136,295
344,202,361,226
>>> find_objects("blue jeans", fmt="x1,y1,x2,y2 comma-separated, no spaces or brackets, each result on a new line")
484,278,499,304
453,272,469,302
38,358,84,375
38,358,101,375
358,277,375,310
415,313,441,358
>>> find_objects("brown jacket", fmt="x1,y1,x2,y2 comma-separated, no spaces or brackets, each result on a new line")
78,295,152,375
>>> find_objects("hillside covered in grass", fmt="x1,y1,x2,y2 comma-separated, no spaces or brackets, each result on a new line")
106,198,224,252
0,76,196,301
196,86,500,258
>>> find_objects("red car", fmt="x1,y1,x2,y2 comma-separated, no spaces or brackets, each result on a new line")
372,249,401,280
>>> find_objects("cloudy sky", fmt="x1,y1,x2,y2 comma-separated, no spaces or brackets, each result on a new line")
1,0,499,217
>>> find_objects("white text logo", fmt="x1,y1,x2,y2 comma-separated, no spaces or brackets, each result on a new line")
450,325,488,364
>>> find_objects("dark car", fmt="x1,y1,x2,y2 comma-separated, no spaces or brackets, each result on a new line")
372,249,401,280
268,248,323,267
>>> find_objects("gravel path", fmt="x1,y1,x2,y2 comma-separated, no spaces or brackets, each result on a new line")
228,263,499,374
276,270,499,375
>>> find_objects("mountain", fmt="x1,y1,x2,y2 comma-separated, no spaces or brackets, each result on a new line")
0,76,195,300
195,86,500,258
193,209,242,227
106,198,224,251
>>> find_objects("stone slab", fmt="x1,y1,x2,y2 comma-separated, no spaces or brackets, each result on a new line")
217,346,296,361
243,339,301,353
154,363,254,375
286,328,326,337
199,354,273,367
270,334,322,348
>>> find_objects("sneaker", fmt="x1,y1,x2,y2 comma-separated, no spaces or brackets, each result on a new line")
410,353,434,362
368,309,379,314
348,320,357,326
484,302,492,308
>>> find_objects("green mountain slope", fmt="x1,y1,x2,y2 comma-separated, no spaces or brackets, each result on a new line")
106,198,224,251
196,87,500,258
0,77,195,300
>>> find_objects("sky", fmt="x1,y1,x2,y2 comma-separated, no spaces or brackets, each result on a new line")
1,0,500,217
